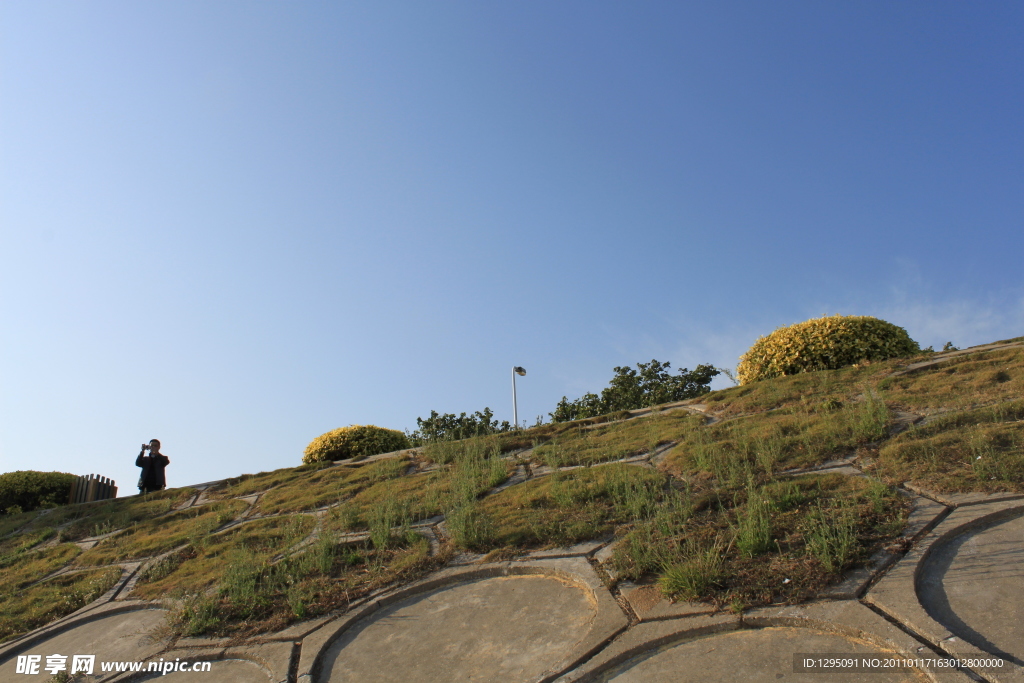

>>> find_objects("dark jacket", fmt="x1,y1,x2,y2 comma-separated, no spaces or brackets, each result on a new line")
136,451,170,490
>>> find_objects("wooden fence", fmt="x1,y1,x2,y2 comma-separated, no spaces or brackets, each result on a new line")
68,474,118,504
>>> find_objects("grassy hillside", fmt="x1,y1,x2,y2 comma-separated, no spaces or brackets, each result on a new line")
1,337,1021,643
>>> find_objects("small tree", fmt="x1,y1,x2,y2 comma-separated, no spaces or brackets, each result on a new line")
411,407,512,443
551,361,719,422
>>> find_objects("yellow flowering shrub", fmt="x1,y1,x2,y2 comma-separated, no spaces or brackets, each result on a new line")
736,315,919,384
302,425,410,465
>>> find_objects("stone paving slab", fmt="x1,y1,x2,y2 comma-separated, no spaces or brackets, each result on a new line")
592,540,618,567
296,558,627,683
587,627,939,682
264,613,337,642
743,601,970,681
321,575,593,682
109,641,294,683
486,466,530,496
785,464,863,478
555,612,739,682
513,536,612,561
780,454,859,476
901,484,1024,509
865,500,1024,682
125,658,271,682
330,448,419,467
0,605,168,681
561,600,973,682
616,579,713,622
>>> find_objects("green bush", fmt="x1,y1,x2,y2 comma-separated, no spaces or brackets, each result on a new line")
0,471,77,516
411,407,512,442
551,360,719,422
302,425,410,465
736,315,920,384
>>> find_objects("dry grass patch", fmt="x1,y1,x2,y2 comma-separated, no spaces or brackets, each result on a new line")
664,393,890,481
614,473,908,607
0,528,56,562
246,457,414,515
879,347,1024,412
330,471,453,531
132,515,316,600
701,363,885,417
0,542,94,643
869,399,1024,492
418,414,636,464
27,489,195,542
144,515,443,637
0,567,121,644
0,542,80,585
169,535,442,638
253,465,359,514
467,464,670,551
530,412,700,467
75,500,247,566
0,509,46,540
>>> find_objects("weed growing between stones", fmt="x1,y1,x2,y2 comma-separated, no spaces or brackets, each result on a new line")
803,503,859,574
170,535,442,637
667,391,891,480
732,485,773,558
657,539,726,600
368,495,411,549
0,567,121,644
440,437,514,550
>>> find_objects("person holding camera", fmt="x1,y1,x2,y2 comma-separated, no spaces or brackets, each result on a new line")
136,439,170,494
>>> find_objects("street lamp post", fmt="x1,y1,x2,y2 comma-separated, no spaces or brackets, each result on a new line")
512,366,526,429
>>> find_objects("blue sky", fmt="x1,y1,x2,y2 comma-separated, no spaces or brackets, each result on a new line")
2,2,1022,494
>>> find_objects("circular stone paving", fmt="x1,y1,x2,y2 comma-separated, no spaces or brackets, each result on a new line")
918,509,1024,664
595,628,929,682
136,658,270,682
319,575,596,682
0,608,167,680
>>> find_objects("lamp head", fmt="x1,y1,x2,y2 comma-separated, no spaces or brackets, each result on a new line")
513,366,527,376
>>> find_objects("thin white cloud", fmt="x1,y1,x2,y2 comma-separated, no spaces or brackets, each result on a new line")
876,294,1024,351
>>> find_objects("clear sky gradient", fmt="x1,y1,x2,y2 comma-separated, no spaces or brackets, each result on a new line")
2,2,1022,494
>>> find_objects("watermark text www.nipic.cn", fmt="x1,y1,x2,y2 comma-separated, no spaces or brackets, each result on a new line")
15,654,214,675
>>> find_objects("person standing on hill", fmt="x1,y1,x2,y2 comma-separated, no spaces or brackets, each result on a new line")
136,439,170,494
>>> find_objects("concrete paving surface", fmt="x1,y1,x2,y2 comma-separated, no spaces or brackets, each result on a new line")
133,658,271,682
918,510,1024,668
594,627,929,683
868,501,1024,683
320,575,595,682
0,608,167,681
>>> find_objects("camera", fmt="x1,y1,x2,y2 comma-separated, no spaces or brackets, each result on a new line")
141,444,149,451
